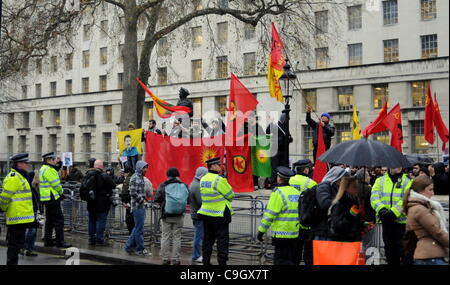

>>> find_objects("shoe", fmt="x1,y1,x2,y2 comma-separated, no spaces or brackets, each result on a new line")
136,249,151,257
172,260,181,266
194,256,203,263
25,250,38,257
162,260,171,265
56,242,72,248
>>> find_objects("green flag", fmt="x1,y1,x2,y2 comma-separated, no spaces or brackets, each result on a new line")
251,135,272,178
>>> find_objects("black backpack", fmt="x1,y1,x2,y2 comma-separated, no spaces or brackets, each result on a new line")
298,185,320,227
80,171,99,201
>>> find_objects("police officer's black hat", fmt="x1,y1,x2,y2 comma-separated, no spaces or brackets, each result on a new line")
276,166,295,178
293,159,313,168
206,157,221,166
42,152,56,159
9,153,30,163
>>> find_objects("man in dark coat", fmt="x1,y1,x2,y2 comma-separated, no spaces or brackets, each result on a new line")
85,160,116,246
431,162,449,195
67,164,84,182
306,106,335,162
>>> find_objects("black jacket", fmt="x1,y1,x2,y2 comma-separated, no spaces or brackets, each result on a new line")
314,181,338,238
67,168,84,182
432,163,449,195
154,177,189,219
329,193,364,242
86,169,116,213
306,112,335,150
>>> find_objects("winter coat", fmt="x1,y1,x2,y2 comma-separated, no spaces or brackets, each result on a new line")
329,193,364,242
189,167,208,220
130,161,151,212
67,168,84,182
306,112,335,150
406,191,449,260
85,168,116,213
121,175,132,204
358,181,376,223
432,163,449,195
154,177,189,219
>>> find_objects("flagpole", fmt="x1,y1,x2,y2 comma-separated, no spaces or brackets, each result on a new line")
435,129,440,162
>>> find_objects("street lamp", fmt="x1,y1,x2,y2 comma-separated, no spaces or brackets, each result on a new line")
279,57,297,167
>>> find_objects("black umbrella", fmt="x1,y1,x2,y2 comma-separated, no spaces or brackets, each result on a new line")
405,154,434,165
318,139,412,168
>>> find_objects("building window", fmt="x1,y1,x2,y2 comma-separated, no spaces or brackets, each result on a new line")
7,136,14,155
383,0,398,25
22,85,27,99
83,133,92,157
216,96,228,117
421,0,436,20
315,48,328,69
99,75,107,91
66,79,73,95
82,50,90,68
373,130,390,145
157,67,168,85
243,52,256,76
36,111,43,127
65,53,73,71
36,135,43,158
383,39,399,62
104,105,112,123
118,73,123,89
315,10,328,34
348,5,362,30
100,47,108,65
86,107,95,124
244,24,256,40
100,20,108,38
35,84,42,98
49,134,57,153
23,112,29,128
411,120,428,153
193,98,202,119
192,26,203,47
348,43,362,66
217,22,228,44
411,81,429,107
51,56,58,73
217,56,228,79
8,113,14,128
373,84,389,109
67,134,75,154
82,77,90,93
158,37,169,56
303,126,314,160
19,136,27,153
53,110,60,126
303,89,317,112
68,108,76,126
421,34,438,59
103,133,112,160
36,58,42,74
50,81,57,97
336,123,352,144
83,24,91,41
192,59,202,81
337,86,354,111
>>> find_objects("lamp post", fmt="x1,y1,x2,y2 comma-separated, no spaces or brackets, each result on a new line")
279,57,297,167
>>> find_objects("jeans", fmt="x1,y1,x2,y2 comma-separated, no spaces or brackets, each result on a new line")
24,227,38,251
88,211,109,243
192,219,204,260
125,208,146,252
161,216,184,262
414,258,448,265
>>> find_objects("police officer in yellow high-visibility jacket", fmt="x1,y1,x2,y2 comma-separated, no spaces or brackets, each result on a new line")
198,157,234,266
39,152,71,248
370,167,412,265
0,153,35,265
289,159,317,265
258,166,300,265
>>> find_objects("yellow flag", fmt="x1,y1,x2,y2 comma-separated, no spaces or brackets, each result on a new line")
352,106,361,140
117,129,143,156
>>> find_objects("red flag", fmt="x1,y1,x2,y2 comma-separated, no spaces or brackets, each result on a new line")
226,135,254,192
362,102,388,138
433,94,449,151
226,73,259,141
424,84,435,144
145,132,224,189
313,123,328,183
383,103,403,152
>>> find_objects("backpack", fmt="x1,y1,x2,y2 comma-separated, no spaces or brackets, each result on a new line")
164,182,189,215
79,171,99,201
298,185,321,227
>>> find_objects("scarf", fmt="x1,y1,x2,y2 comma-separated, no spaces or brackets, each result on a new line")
410,190,448,233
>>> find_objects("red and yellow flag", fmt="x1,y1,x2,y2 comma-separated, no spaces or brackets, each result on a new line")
267,23,285,102
433,94,449,151
137,78,192,119
383,103,403,152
